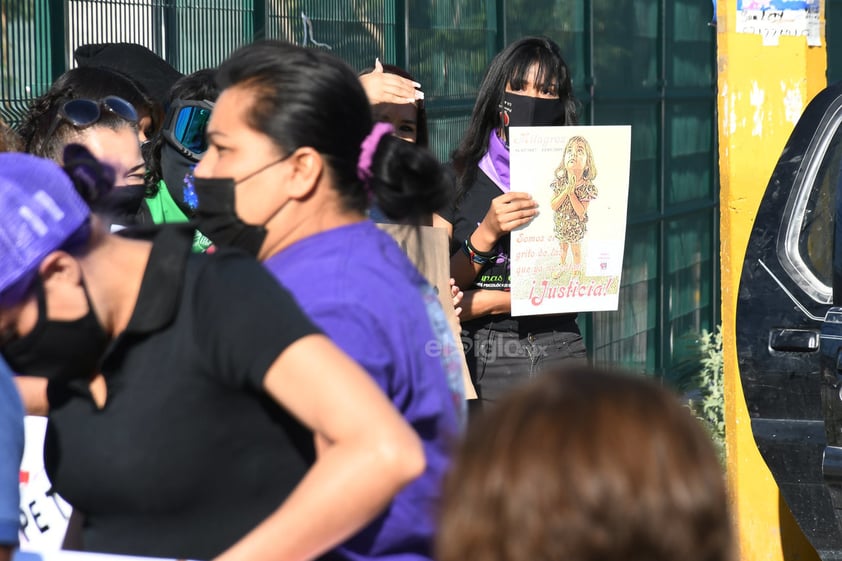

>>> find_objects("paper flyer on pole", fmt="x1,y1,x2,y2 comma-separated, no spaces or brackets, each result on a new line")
735,0,821,46
509,125,631,317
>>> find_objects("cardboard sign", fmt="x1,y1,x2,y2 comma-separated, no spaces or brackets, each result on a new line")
509,126,631,316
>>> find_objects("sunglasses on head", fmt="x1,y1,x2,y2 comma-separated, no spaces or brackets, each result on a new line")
37,95,139,154
162,99,215,161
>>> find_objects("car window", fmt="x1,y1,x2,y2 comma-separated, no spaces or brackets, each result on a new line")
779,102,842,304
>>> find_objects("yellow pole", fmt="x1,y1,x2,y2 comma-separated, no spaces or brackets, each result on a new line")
718,1,826,559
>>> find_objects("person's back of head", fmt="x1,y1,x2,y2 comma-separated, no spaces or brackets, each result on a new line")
437,365,733,561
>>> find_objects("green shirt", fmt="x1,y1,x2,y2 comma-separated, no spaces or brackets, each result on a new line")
144,179,212,253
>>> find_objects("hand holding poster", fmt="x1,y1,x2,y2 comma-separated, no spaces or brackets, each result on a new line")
509,126,631,316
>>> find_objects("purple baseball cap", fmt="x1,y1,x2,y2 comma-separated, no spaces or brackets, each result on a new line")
0,153,90,303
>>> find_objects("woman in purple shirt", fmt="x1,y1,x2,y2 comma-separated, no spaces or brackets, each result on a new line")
191,40,464,561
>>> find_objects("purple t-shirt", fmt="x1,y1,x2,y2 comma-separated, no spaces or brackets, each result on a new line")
264,220,464,561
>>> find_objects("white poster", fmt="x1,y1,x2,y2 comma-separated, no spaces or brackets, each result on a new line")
19,417,71,551
14,550,175,561
736,0,822,46
509,126,631,317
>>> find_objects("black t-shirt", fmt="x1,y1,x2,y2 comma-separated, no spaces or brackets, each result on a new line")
45,226,320,560
441,169,579,334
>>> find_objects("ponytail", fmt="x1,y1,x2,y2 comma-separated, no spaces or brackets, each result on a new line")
367,134,450,223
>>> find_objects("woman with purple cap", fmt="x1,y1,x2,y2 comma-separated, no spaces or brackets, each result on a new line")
0,151,424,561
192,40,464,561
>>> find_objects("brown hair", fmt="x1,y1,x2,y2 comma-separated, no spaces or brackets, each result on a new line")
0,117,21,152
437,366,733,561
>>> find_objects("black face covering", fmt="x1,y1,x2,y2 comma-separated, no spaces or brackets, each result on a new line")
192,177,268,257
499,91,566,144
98,185,147,227
2,280,110,382
161,142,198,217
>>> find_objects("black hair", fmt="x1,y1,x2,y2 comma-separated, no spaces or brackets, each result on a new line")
18,66,147,160
145,68,219,195
359,63,429,148
451,36,578,193
217,40,448,221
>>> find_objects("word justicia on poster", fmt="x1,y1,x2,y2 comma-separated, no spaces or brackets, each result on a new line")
509,126,631,317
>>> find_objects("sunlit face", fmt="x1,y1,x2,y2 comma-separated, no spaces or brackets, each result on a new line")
505,63,559,100
564,139,588,176
71,125,146,187
193,85,290,226
373,102,418,143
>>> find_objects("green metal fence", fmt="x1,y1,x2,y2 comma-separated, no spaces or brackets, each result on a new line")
0,0,720,385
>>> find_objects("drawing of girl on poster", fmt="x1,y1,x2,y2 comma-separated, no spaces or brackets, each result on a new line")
550,135,598,273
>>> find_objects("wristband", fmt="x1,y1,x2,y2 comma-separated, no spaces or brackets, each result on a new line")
462,237,497,265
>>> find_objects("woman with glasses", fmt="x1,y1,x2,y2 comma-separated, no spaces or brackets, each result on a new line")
192,40,464,561
0,151,424,561
19,67,149,227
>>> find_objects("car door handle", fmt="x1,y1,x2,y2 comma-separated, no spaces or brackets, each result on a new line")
769,328,820,352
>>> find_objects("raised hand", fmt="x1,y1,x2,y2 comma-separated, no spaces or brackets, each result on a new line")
359,58,424,106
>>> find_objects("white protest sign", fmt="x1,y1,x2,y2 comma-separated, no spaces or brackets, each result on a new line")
509,125,631,316
19,417,71,550
13,549,177,561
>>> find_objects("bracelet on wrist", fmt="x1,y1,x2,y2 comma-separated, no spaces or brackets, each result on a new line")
462,237,497,265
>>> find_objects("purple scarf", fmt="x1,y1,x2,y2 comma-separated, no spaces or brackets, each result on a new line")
477,129,510,193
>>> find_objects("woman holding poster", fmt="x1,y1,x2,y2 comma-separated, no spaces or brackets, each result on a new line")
437,36,587,409
550,135,599,271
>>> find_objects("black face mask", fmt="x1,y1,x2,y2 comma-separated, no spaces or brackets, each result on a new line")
499,92,566,143
192,177,268,257
97,185,147,227
161,143,197,217
2,280,110,383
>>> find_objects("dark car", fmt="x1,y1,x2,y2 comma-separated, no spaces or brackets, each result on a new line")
738,79,842,559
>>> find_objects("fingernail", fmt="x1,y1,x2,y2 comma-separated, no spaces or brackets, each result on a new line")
415,90,425,100
412,81,421,88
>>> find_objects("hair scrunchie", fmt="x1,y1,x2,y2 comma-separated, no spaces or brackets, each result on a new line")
356,122,394,183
